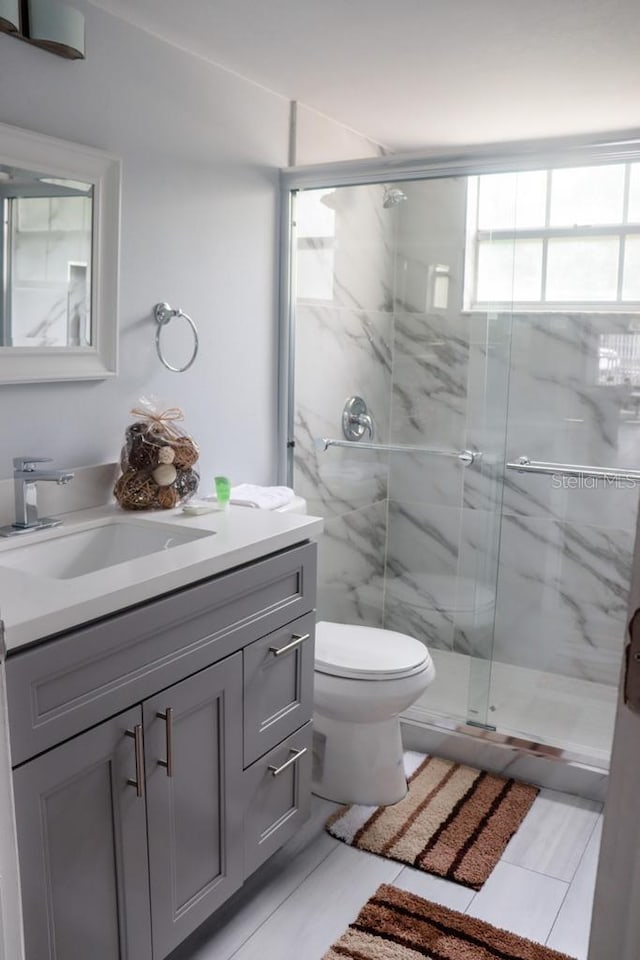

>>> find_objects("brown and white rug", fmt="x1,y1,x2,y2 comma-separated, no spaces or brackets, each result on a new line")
326,752,538,889
323,883,576,960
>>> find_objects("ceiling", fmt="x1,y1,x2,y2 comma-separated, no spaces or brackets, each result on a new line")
89,0,640,152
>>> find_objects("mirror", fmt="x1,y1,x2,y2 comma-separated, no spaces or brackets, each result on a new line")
0,121,120,383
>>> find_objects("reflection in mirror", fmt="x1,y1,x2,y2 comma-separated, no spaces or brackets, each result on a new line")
0,165,93,348
0,120,119,383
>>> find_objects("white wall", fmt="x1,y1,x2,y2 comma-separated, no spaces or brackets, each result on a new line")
0,1,290,491
294,103,384,165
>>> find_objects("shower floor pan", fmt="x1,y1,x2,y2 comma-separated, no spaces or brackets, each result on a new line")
403,648,616,769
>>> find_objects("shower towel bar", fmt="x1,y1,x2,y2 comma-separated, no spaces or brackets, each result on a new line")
507,456,640,483
317,438,478,465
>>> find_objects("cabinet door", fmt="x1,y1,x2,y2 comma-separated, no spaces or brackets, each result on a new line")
144,653,243,959
13,706,152,960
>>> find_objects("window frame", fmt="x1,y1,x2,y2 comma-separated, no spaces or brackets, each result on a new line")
465,163,640,312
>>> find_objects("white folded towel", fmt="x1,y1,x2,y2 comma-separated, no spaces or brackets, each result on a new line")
230,484,296,510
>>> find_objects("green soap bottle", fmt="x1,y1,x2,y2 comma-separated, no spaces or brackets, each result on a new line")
214,475,231,509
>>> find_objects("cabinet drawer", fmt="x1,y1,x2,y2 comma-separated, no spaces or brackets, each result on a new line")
7,542,316,766
243,722,312,877
243,613,314,767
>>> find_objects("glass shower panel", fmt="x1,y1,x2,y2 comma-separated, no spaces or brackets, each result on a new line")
385,175,477,726
290,178,506,728
481,165,640,763
291,182,396,631
286,148,640,773
382,176,511,729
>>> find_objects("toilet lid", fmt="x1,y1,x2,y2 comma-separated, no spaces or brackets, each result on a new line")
315,621,431,680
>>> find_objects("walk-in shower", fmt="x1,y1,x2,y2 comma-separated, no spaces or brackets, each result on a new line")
279,138,640,772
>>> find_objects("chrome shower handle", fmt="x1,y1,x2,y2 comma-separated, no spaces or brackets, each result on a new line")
349,411,373,438
342,396,374,442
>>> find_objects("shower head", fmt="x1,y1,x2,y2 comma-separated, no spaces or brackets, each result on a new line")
383,186,407,208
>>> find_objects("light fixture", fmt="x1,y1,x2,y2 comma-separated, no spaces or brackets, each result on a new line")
23,0,85,59
0,0,20,34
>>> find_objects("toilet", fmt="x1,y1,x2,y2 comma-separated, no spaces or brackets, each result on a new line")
274,496,436,806
313,621,435,805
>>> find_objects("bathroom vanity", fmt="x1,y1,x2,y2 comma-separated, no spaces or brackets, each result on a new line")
0,505,322,960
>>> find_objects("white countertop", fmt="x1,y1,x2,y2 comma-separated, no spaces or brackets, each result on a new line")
0,504,323,651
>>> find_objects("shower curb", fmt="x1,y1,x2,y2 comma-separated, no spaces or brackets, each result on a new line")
401,718,608,804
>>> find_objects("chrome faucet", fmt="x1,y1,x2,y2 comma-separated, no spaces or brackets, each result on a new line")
0,457,75,537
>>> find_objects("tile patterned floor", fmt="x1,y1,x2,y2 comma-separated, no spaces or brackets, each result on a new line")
170,787,603,960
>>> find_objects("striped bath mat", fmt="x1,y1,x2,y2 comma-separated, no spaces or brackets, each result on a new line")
326,752,538,889
323,883,576,960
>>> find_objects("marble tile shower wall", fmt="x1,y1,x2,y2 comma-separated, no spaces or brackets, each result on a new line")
382,179,637,688
493,313,638,685
293,184,395,625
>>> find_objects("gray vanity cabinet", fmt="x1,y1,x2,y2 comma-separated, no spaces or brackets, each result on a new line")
7,541,317,960
12,705,153,960
144,654,243,958
13,655,244,960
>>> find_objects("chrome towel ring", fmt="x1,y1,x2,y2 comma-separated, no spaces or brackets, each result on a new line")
153,302,199,373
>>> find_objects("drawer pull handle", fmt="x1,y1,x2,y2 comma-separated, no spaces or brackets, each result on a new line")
157,708,174,777
268,746,307,777
269,632,310,657
125,725,145,798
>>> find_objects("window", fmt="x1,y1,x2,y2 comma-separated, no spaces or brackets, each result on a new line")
465,164,640,310
295,189,336,301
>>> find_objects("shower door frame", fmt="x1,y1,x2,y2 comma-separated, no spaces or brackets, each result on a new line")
279,129,640,483
278,129,640,766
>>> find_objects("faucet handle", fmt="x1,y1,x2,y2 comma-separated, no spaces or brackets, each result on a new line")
13,456,53,472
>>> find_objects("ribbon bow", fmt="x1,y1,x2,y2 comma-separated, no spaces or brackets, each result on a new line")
130,406,184,440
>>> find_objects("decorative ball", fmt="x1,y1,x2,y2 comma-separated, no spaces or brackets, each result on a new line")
152,464,178,487
172,437,199,469
174,467,199,500
126,428,158,469
158,446,176,464
126,422,148,438
114,469,156,510
156,485,179,509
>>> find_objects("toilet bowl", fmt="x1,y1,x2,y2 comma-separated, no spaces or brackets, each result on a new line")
313,621,436,806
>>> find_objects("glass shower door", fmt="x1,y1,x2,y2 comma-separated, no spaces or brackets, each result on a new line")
465,164,640,763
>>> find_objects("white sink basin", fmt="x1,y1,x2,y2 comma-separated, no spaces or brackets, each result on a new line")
0,519,213,580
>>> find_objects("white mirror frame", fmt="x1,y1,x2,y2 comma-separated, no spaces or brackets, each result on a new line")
0,121,120,384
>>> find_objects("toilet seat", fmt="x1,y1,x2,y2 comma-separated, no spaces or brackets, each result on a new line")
315,621,431,681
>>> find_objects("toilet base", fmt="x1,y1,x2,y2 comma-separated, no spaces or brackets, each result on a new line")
312,713,407,806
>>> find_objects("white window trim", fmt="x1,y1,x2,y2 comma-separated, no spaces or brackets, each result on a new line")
464,164,640,313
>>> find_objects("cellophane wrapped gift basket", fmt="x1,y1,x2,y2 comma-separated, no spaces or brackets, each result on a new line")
114,397,199,510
